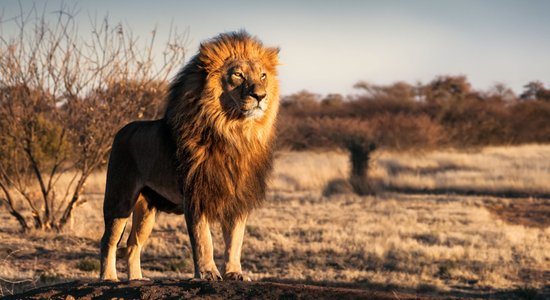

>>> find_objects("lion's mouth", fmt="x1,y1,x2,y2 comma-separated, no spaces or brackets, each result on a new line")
242,106,265,119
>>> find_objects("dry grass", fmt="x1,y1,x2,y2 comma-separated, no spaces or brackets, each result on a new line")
372,144,550,196
61,144,550,197
245,193,549,291
271,150,348,192
1,145,549,297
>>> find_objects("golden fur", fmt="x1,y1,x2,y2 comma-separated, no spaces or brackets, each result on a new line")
165,31,280,222
100,31,280,281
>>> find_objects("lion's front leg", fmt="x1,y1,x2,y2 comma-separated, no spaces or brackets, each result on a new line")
185,213,222,281
221,214,249,281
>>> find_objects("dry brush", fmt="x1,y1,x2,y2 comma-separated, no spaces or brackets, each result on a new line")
0,5,186,231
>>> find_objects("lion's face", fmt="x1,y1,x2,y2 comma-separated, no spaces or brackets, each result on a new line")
220,59,272,120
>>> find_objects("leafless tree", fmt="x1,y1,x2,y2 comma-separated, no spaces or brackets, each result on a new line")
0,4,186,231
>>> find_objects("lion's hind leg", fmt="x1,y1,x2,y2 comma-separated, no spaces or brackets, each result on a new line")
126,193,157,280
99,156,142,281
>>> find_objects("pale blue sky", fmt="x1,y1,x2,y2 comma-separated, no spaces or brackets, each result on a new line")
2,0,550,96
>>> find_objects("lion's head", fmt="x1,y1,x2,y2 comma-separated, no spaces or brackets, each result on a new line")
165,31,280,139
198,31,279,129
219,58,271,120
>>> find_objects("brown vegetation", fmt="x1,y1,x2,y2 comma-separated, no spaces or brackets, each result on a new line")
278,78,550,151
277,76,550,194
0,6,186,232
276,78,550,192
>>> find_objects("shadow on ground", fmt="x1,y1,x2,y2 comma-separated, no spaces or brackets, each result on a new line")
2,278,549,300
1,279,425,300
261,278,550,300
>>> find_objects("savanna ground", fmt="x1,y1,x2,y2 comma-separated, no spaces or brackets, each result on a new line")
1,145,549,299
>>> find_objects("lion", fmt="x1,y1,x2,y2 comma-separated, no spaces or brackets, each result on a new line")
99,31,280,281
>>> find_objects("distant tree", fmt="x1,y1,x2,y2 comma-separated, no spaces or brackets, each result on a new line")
384,81,416,101
353,81,415,102
281,90,320,113
520,81,550,101
353,81,382,99
321,93,344,108
485,83,516,102
345,137,376,195
277,116,377,194
424,75,472,103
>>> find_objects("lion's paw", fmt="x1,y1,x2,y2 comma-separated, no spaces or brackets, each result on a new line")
129,277,151,282
223,272,251,281
197,270,222,281
100,275,119,282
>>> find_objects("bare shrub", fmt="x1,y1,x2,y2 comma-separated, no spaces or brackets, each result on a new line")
0,5,186,231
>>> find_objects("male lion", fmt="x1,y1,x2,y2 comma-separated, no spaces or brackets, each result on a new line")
99,31,280,281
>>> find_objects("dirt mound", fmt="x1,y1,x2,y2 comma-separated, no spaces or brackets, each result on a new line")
2,279,428,300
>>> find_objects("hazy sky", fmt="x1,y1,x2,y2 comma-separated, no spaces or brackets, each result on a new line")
2,0,550,96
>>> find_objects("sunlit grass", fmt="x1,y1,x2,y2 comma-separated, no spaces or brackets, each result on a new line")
1,144,549,296
371,144,550,195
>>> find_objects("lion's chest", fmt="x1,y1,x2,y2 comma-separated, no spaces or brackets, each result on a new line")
184,141,268,197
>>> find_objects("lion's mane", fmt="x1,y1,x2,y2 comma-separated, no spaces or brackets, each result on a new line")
164,31,280,222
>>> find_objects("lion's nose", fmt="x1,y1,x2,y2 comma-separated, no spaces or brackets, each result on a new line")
250,92,266,102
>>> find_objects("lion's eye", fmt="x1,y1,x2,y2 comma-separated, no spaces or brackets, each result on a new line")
232,72,244,79
260,73,267,80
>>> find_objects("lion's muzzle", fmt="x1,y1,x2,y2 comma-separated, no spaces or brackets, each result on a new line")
250,91,266,102
242,105,265,119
